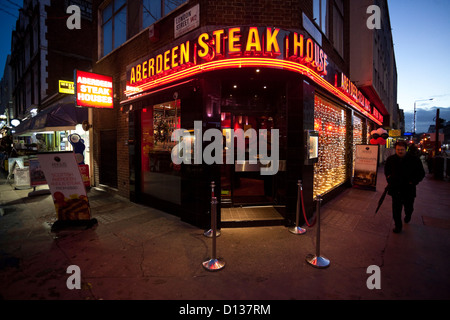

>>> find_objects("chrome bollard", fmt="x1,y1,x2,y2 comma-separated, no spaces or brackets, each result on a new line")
289,180,307,235
204,181,221,237
306,195,330,268
202,193,225,271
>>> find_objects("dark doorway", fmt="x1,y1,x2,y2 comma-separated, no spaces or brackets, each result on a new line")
99,129,118,188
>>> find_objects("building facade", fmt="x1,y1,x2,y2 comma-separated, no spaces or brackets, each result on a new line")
90,0,396,229
0,55,13,127
349,0,398,129
9,0,94,154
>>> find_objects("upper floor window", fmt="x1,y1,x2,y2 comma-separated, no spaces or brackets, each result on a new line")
143,0,187,29
313,0,328,36
102,0,127,57
333,0,344,57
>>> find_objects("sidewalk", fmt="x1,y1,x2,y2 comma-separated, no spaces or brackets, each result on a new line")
0,166,449,301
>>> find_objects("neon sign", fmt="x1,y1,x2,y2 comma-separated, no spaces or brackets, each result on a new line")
337,73,383,123
124,26,383,125
127,26,328,88
76,70,113,109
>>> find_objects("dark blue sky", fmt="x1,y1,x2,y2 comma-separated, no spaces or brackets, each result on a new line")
0,0,21,78
0,0,448,132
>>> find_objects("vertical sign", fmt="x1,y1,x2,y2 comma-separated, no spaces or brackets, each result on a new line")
38,152,91,221
353,145,379,190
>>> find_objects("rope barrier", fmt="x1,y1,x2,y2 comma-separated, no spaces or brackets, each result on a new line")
300,181,316,227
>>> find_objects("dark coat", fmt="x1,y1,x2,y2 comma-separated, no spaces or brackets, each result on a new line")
384,153,425,198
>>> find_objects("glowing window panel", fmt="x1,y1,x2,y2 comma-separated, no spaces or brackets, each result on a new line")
313,96,347,198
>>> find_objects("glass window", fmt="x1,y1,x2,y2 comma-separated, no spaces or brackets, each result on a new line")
103,20,113,55
113,6,127,49
101,0,127,57
333,4,344,57
164,0,186,15
313,0,328,36
140,100,181,204
143,0,187,29
143,0,162,29
313,96,347,198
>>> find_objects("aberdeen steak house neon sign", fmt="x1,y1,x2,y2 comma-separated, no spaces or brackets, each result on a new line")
125,26,328,90
124,26,383,125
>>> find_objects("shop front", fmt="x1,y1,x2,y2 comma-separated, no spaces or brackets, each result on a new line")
8,102,91,186
120,25,384,229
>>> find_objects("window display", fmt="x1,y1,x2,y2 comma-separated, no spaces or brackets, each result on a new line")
313,96,347,199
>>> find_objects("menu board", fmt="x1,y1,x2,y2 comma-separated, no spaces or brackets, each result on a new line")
353,145,379,190
37,152,91,221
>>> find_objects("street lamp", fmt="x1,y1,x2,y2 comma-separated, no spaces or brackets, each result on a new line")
413,98,434,135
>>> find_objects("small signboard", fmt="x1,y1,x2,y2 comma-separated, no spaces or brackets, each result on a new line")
353,145,379,190
14,167,30,189
174,4,200,38
37,152,91,222
59,80,75,94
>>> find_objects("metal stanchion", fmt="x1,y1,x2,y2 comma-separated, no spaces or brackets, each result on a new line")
204,181,221,237
306,195,330,268
202,184,225,271
289,180,307,235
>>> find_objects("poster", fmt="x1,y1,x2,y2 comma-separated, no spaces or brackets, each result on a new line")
29,159,47,187
353,145,379,189
37,152,91,221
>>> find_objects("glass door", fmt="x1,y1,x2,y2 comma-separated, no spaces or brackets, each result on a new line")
220,112,276,206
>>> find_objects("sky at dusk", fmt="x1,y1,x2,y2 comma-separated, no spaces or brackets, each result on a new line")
0,0,449,133
387,0,450,133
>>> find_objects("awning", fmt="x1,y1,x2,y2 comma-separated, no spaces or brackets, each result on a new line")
13,103,88,136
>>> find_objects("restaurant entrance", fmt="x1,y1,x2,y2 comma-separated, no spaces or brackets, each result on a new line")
218,74,287,223
220,112,276,206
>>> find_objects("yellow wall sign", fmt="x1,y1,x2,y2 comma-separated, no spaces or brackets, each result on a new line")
59,80,75,94
389,129,401,137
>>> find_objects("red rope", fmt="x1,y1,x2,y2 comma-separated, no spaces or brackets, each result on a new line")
300,185,316,227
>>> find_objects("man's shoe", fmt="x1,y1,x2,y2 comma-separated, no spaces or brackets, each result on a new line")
393,227,402,233
404,215,411,223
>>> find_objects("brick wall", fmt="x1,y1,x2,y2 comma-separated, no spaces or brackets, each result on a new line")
45,0,95,96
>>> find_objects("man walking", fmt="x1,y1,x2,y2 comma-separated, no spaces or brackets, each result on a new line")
384,140,425,233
